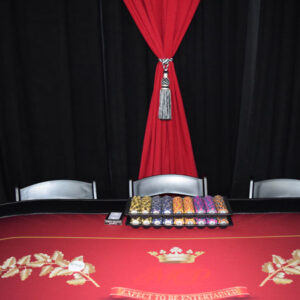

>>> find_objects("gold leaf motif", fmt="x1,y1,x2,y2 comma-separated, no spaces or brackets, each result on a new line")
34,253,51,262
40,265,54,277
27,261,45,268
49,267,64,278
292,250,300,260
275,272,285,279
72,256,83,262
56,259,70,268
56,269,74,276
20,268,32,281
67,278,86,286
17,255,31,266
262,262,275,273
148,252,158,256
272,255,286,266
2,268,19,278
0,251,99,287
195,251,205,256
2,257,16,269
283,267,300,275
52,251,64,262
83,263,95,274
287,259,300,267
273,277,293,285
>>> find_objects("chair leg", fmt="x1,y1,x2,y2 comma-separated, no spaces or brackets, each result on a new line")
249,180,254,199
92,181,98,199
203,177,208,196
129,179,133,198
15,187,20,202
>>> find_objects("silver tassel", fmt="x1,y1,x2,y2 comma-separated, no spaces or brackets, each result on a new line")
159,71,171,120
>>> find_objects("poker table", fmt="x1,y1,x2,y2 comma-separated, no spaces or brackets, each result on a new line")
1,198,300,300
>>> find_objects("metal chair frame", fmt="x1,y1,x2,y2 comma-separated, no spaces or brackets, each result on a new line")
15,180,98,201
129,174,208,197
249,178,300,198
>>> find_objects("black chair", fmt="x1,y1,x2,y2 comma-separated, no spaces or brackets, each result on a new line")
129,174,208,197
15,180,98,201
249,178,300,198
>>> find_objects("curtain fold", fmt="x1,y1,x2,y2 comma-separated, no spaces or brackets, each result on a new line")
123,0,200,179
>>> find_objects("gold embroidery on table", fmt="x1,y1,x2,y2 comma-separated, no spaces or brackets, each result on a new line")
260,249,300,287
148,247,204,264
0,250,99,287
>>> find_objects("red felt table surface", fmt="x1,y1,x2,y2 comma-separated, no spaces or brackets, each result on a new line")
0,213,300,300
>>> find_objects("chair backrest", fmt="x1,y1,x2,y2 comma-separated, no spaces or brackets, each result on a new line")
129,174,207,197
15,180,97,201
249,178,300,198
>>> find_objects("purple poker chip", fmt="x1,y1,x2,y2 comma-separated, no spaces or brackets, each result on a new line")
162,195,173,215
206,217,217,226
151,196,162,214
195,217,206,226
204,196,217,214
193,196,206,214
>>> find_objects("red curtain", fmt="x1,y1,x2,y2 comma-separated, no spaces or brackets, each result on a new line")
123,0,200,179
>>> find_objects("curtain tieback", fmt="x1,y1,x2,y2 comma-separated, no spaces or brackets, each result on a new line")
158,58,173,120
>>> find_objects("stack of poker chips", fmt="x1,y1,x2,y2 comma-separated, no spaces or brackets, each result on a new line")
174,217,184,226
213,195,229,214
142,217,152,226
130,217,142,225
163,217,173,226
151,196,162,214
203,196,217,214
185,218,196,225
195,217,207,226
183,196,195,214
193,196,206,214
217,217,229,225
128,194,230,228
141,196,152,214
162,195,173,215
206,217,218,226
129,196,141,214
173,196,184,214
152,217,163,226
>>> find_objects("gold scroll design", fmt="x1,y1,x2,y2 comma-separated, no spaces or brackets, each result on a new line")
260,249,300,287
0,250,99,287
148,247,204,264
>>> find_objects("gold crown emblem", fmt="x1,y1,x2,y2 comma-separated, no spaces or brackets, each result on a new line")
148,247,204,264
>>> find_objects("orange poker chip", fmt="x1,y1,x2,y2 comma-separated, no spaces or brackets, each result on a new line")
183,196,195,214
173,196,184,214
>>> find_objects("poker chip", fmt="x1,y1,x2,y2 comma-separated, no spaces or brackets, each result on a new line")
213,195,229,214
141,196,152,214
174,217,184,226
185,218,196,225
162,196,173,215
173,196,184,214
195,217,206,226
217,217,229,225
204,196,217,214
163,217,173,226
152,217,163,226
130,217,142,225
129,196,141,214
193,196,206,214
183,196,195,214
142,217,152,226
151,196,162,214
206,217,217,226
